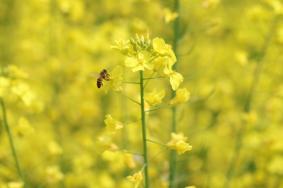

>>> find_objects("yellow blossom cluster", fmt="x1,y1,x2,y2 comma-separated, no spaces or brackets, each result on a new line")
167,133,192,154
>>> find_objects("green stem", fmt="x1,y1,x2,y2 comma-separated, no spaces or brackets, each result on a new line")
169,0,180,188
0,98,25,184
123,81,140,84
146,139,167,148
139,71,149,188
224,16,279,188
143,76,165,80
145,104,170,113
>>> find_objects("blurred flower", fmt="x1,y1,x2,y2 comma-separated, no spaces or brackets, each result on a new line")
145,89,165,106
46,166,64,184
7,181,24,188
276,26,283,44
111,40,130,55
235,50,248,66
73,154,94,172
48,141,63,156
0,76,10,97
264,0,283,15
246,5,269,22
268,156,283,175
242,111,257,125
11,82,35,106
127,170,143,188
6,65,28,79
131,18,149,35
123,153,137,169
97,133,119,152
165,70,184,91
15,117,34,137
104,114,123,133
167,133,192,154
170,88,190,105
163,8,178,23
202,0,220,8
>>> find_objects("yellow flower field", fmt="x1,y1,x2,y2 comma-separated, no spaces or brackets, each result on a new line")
0,0,283,188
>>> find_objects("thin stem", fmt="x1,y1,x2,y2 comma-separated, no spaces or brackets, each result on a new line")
143,72,157,89
224,16,279,188
0,98,25,185
169,0,180,188
143,76,165,80
139,71,149,188
145,104,170,113
119,149,143,156
146,139,167,148
121,68,128,148
123,81,140,84
118,92,141,106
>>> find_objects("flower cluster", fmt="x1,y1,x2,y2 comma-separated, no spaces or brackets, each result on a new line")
112,35,184,90
127,170,143,188
167,133,192,155
0,65,35,106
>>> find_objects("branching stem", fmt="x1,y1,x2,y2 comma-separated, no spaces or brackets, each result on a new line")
139,71,149,188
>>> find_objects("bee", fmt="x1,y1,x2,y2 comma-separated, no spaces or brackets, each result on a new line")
97,69,110,88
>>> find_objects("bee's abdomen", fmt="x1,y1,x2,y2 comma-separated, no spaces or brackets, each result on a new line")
97,78,103,88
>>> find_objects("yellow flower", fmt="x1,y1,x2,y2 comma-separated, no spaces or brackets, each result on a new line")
277,26,283,44
11,82,35,106
111,39,130,54
202,0,220,8
167,133,192,155
153,56,176,74
104,114,123,133
164,8,178,23
127,171,143,188
123,153,137,169
264,0,283,15
125,52,153,72
15,117,34,137
145,90,165,106
268,156,283,175
46,166,64,184
48,141,63,155
235,50,248,66
164,69,183,90
0,76,10,97
152,38,175,59
6,65,28,79
242,111,257,125
170,88,190,105
185,186,196,188
7,181,24,188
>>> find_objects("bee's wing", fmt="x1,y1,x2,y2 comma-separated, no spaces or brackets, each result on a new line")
89,72,100,78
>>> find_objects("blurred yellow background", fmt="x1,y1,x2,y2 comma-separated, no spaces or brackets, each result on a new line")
0,0,283,188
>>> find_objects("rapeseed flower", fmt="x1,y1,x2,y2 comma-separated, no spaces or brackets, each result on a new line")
163,8,178,23
127,171,143,188
104,114,123,133
7,181,24,188
167,133,192,154
145,89,165,106
170,88,190,105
